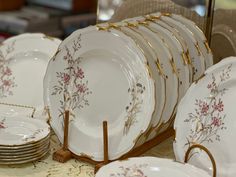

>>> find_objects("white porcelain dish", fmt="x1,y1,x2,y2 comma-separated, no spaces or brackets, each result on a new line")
44,26,155,161
0,117,50,146
124,18,179,125
145,15,194,84
145,18,190,100
96,157,211,177
151,12,205,81
174,57,236,177
110,21,166,143
171,14,213,69
0,33,61,118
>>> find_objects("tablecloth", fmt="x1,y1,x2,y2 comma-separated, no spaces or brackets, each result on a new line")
0,132,174,177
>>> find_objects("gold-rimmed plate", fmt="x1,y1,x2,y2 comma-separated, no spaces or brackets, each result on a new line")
0,117,50,147
0,132,50,150
0,148,49,165
0,140,50,156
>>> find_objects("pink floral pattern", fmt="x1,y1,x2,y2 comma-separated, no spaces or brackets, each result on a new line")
51,34,92,120
184,64,231,146
110,164,148,177
0,41,17,98
0,118,6,129
124,77,145,135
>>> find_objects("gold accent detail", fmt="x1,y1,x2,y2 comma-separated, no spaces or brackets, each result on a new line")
43,35,55,41
204,40,212,53
147,14,161,20
181,52,188,65
96,25,109,31
133,130,144,144
0,102,36,118
108,23,121,30
195,42,201,56
186,50,192,65
52,49,61,61
170,59,178,76
161,12,172,17
155,60,164,76
195,73,206,84
124,21,138,28
146,63,152,78
137,20,149,26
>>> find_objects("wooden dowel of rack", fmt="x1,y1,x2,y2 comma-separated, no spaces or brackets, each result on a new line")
53,110,72,163
95,121,109,174
121,128,175,159
63,110,70,150
103,121,109,164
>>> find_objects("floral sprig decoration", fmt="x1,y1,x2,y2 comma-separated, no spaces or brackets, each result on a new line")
0,41,17,98
184,64,231,147
51,34,92,122
123,77,145,135
110,164,148,177
0,118,6,129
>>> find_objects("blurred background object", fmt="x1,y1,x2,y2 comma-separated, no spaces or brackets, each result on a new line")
0,0,97,41
211,0,236,63
0,0,235,64
97,0,123,22
0,0,25,11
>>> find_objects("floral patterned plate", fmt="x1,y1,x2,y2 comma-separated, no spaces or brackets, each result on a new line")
170,14,213,69
150,12,206,81
0,33,61,118
95,157,211,177
44,26,155,161
0,117,50,146
174,57,236,177
108,21,166,146
124,17,179,125
144,17,191,100
144,14,194,84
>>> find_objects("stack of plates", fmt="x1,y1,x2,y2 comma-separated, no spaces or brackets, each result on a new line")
0,117,50,165
95,157,211,177
43,12,213,162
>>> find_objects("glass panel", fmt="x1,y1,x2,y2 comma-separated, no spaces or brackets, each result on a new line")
211,0,236,63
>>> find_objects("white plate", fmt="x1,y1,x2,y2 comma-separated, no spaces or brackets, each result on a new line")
171,14,213,69
0,117,50,146
124,18,179,125
145,15,194,84
110,21,166,144
174,57,236,177
95,157,211,177
44,26,155,161
0,148,49,165
144,18,190,100
0,142,49,159
150,13,205,81
0,33,61,118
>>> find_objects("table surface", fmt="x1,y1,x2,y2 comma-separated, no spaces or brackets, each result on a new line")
0,132,175,177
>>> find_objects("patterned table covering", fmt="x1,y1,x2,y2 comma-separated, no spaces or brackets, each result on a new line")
0,133,174,177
